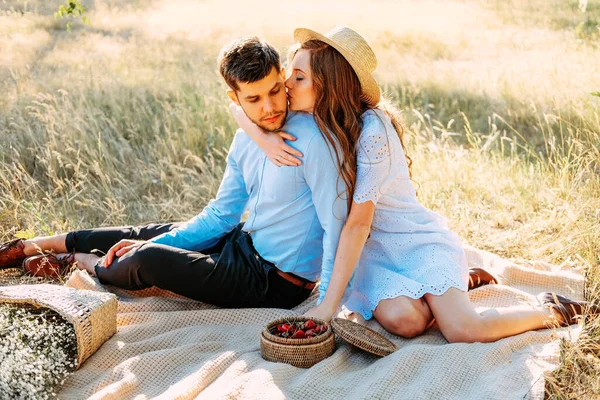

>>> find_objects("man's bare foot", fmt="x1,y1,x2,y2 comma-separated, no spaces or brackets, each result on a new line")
73,253,101,276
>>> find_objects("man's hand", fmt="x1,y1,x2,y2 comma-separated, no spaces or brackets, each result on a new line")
102,239,146,267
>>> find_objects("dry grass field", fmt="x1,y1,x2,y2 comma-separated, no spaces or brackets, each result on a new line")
1,0,599,398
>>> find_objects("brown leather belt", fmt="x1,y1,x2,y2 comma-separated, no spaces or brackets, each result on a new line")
275,269,316,290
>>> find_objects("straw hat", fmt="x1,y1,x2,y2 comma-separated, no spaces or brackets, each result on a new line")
294,26,381,106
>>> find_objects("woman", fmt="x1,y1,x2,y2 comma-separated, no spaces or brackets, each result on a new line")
231,26,598,342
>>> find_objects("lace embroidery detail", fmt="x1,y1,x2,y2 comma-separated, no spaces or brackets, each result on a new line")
353,111,392,204
347,272,468,321
345,240,469,320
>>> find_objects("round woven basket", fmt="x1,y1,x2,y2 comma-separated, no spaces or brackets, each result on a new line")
260,316,335,368
0,284,117,369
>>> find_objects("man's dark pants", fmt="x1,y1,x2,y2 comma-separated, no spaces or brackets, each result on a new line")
65,223,312,308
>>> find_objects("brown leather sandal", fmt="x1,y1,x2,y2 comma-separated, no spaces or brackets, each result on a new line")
468,267,498,291
0,238,26,269
22,253,76,279
538,292,600,326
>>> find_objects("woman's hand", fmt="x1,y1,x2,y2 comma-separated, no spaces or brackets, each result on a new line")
260,131,303,166
102,239,146,267
229,103,303,166
303,303,336,322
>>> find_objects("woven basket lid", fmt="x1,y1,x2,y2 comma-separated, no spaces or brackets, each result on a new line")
331,317,397,357
0,284,118,369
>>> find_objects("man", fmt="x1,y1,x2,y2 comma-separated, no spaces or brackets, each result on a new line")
0,36,347,309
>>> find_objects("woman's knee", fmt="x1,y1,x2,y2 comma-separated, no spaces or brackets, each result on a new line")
387,312,429,338
423,289,491,343
375,298,432,338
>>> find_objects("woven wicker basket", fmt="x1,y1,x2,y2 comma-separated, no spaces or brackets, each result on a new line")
331,317,397,356
260,316,335,368
0,284,118,369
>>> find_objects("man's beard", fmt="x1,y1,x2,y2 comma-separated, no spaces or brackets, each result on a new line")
249,107,288,132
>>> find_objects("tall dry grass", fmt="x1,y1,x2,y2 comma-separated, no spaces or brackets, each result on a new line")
0,0,599,397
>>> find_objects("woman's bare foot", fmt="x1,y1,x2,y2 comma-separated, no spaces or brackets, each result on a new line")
336,306,367,325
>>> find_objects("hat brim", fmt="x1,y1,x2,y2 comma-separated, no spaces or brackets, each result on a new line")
293,28,381,106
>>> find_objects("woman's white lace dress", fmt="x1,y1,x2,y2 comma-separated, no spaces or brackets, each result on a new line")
343,109,469,320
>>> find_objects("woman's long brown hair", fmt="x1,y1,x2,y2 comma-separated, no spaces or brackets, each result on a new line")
289,40,412,212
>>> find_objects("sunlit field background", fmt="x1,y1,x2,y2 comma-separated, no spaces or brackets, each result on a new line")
1,0,599,398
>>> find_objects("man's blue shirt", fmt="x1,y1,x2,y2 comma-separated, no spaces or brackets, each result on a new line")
150,112,348,303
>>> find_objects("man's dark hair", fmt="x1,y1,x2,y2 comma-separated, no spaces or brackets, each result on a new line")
218,36,281,92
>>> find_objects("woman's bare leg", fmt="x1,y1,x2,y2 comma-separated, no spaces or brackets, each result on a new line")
22,234,69,256
424,287,559,343
373,296,434,338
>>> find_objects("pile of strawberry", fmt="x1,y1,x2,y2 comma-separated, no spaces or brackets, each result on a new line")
270,319,328,339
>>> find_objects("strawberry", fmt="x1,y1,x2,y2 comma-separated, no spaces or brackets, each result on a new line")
292,329,306,339
305,329,315,337
314,325,321,333
305,320,317,330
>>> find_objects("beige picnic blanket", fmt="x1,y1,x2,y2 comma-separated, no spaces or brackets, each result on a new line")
58,245,585,400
